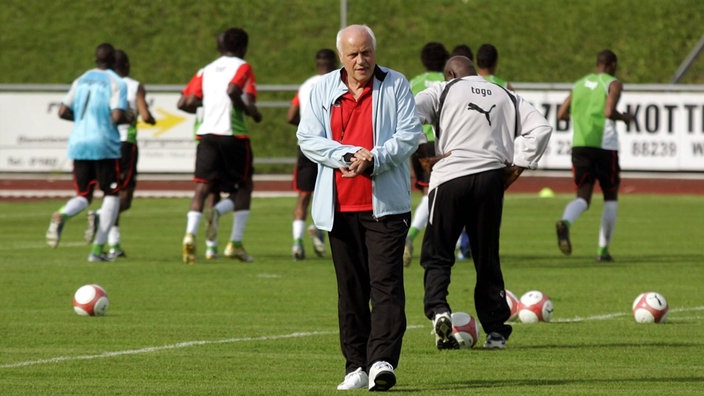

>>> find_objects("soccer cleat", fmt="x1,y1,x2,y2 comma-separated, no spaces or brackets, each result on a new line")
555,220,572,256
108,246,126,259
337,367,368,390
292,241,305,260
308,224,325,257
224,242,254,262
483,331,507,349
596,254,614,262
84,210,98,244
182,233,196,264
368,361,396,392
402,237,413,267
205,246,218,260
46,212,64,248
433,312,459,350
87,253,114,263
204,208,219,243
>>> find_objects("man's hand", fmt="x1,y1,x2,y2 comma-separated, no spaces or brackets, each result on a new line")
340,148,373,178
503,163,525,190
418,151,452,174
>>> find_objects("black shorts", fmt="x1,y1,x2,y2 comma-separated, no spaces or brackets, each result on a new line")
72,158,121,197
571,147,620,193
119,142,138,190
293,146,317,192
194,134,253,193
411,142,436,190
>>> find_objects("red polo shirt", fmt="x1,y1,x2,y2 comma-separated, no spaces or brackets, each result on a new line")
331,76,374,212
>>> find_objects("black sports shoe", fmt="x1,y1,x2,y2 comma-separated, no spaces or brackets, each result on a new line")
483,332,507,349
433,312,459,350
595,254,614,262
555,220,572,256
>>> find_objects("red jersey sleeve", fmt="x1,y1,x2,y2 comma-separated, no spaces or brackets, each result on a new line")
291,92,300,107
231,63,257,100
182,69,204,98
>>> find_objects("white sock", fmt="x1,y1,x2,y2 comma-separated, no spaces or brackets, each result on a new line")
186,211,202,235
108,226,120,246
205,239,218,248
230,210,250,242
214,199,234,216
411,195,430,231
293,219,305,240
61,196,89,217
599,201,618,249
562,197,589,224
94,196,119,245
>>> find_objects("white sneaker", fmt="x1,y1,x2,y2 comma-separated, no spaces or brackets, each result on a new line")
182,233,196,264
46,212,64,248
308,225,325,257
84,210,98,244
433,312,459,350
292,241,305,260
402,238,413,267
368,361,396,391
336,367,368,390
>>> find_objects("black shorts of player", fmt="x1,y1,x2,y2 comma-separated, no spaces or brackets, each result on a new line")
411,141,436,190
571,147,621,193
293,146,318,193
118,141,139,190
194,134,253,194
72,158,121,197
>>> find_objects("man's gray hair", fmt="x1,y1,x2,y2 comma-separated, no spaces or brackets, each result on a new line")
336,24,376,54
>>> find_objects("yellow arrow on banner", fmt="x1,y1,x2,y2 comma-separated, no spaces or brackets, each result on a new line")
137,108,186,136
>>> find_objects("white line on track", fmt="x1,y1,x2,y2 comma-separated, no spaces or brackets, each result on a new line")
3,307,703,369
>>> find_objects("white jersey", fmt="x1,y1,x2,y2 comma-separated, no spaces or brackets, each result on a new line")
196,56,252,136
297,74,323,116
415,75,552,192
118,76,140,142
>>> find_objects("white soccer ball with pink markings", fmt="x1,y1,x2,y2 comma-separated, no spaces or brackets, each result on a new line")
451,312,480,348
518,290,553,323
632,292,669,323
505,290,519,321
73,284,109,316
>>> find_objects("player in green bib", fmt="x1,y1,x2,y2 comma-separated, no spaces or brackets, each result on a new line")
404,42,449,267
556,49,634,262
476,43,514,91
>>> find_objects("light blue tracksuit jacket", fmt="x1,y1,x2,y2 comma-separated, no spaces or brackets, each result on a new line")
296,65,422,231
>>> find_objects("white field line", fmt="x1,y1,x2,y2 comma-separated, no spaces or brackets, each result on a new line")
0,325,422,369
550,305,704,323
3,306,703,369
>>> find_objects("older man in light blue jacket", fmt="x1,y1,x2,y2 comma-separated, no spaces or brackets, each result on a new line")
296,24,421,392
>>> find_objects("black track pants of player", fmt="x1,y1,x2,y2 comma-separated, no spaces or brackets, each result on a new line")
421,169,512,340
328,210,410,374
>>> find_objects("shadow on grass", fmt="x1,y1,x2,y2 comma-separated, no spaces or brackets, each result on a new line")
399,375,704,393
501,254,704,267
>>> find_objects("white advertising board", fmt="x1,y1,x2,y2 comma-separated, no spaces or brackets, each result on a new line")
1,86,703,172
0,91,199,173
518,90,704,171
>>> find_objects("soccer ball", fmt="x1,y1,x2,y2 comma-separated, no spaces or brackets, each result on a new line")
518,290,553,323
73,284,109,316
632,292,669,323
505,290,519,321
451,312,480,348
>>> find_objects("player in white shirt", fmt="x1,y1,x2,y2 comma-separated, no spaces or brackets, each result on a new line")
415,56,552,350
177,28,262,264
287,48,338,260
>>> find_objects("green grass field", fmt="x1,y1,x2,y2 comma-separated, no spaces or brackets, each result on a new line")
1,193,702,395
